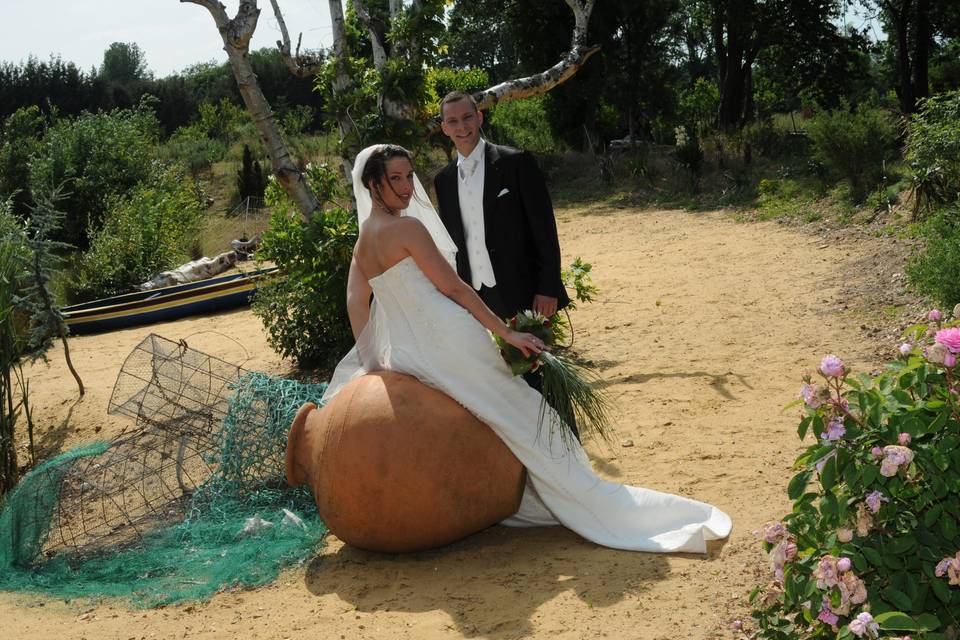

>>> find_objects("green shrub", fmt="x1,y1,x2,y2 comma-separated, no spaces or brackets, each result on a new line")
678,77,719,137
251,163,357,368
805,105,899,202
674,125,704,191
72,165,206,301
904,91,960,219
425,67,489,116
487,94,559,154
235,144,267,202
160,124,227,175
28,102,159,248
906,201,960,307
749,336,960,639
0,106,45,216
197,98,250,141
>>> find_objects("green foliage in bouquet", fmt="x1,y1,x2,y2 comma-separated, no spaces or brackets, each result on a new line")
497,311,554,377
748,309,960,640
493,259,612,449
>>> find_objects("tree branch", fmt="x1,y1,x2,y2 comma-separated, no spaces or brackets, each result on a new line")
183,0,321,218
269,0,325,77
473,0,599,111
353,0,388,69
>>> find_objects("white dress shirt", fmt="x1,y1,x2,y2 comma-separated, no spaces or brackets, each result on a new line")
457,138,496,290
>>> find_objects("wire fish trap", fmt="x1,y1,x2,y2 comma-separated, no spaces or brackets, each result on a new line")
0,333,328,606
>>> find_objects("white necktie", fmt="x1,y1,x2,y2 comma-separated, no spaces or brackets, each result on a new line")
459,157,478,181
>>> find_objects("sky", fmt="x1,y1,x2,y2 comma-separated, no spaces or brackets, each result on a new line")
0,0,335,77
0,1,884,79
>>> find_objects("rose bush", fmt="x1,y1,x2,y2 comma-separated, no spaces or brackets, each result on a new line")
749,309,960,639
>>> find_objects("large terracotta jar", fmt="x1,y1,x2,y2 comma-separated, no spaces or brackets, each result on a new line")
286,371,526,552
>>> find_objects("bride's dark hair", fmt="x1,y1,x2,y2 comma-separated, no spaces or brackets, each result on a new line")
362,144,412,190
362,144,426,213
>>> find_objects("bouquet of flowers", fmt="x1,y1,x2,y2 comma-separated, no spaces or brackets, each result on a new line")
495,310,614,449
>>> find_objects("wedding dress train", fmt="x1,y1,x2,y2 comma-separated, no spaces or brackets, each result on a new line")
321,255,731,553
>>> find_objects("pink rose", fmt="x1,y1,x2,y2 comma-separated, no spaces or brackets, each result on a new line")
758,520,789,544
837,527,854,543
928,309,943,322
935,327,960,354
849,611,878,638
820,355,845,378
837,557,852,572
817,599,839,626
898,432,912,445
813,556,841,589
898,342,913,357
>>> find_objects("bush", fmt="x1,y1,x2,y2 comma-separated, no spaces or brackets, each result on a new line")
678,77,719,137
72,165,206,301
235,144,267,202
160,124,227,175
749,334,960,639
28,102,159,248
805,105,899,202
904,91,960,219
0,106,45,216
251,163,357,368
674,125,704,191
487,94,559,154
906,201,960,307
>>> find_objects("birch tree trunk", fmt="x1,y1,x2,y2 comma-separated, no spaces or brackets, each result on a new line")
474,0,599,110
182,0,321,217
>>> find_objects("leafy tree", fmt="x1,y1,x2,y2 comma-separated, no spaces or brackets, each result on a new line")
0,106,46,216
708,0,842,128
0,203,27,496
443,0,521,82
99,42,150,86
16,188,84,399
28,102,159,248
870,0,960,113
904,90,960,217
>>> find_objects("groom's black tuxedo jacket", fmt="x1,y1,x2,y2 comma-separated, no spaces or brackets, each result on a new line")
433,142,570,320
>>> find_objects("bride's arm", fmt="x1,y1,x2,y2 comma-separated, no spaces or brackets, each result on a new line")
346,254,373,339
399,219,545,358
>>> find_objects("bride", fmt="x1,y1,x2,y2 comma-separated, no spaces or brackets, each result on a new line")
321,144,732,553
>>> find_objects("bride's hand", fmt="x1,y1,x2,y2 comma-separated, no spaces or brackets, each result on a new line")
506,330,548,358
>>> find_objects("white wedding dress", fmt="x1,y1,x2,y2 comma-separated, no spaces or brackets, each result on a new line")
321,254,731,553
321,145,731,553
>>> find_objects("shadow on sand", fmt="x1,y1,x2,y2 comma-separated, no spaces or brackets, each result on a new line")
304,526,725,638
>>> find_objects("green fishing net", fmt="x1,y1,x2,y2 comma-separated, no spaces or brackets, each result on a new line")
0,334,328,607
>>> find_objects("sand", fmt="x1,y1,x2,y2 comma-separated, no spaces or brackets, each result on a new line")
0,205,894,639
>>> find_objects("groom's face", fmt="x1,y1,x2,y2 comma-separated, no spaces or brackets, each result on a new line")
440,98,484,157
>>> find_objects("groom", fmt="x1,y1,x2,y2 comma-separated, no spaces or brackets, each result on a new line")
433,91,569,322
433,91,577,439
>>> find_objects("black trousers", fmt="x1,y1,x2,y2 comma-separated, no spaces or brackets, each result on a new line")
478,284,581,443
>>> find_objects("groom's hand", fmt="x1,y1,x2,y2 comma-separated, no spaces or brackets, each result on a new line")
532,294,558,318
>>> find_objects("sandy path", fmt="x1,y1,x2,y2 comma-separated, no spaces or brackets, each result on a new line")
1,206,885,639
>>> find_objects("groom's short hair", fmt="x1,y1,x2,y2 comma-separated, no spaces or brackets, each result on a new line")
440,91,478,118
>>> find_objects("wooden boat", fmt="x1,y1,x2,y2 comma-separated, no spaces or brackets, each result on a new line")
62,267,278,335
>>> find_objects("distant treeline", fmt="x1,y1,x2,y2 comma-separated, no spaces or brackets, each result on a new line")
0,45,323,136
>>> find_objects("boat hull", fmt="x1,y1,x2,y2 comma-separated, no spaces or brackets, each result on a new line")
63,268,277,335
